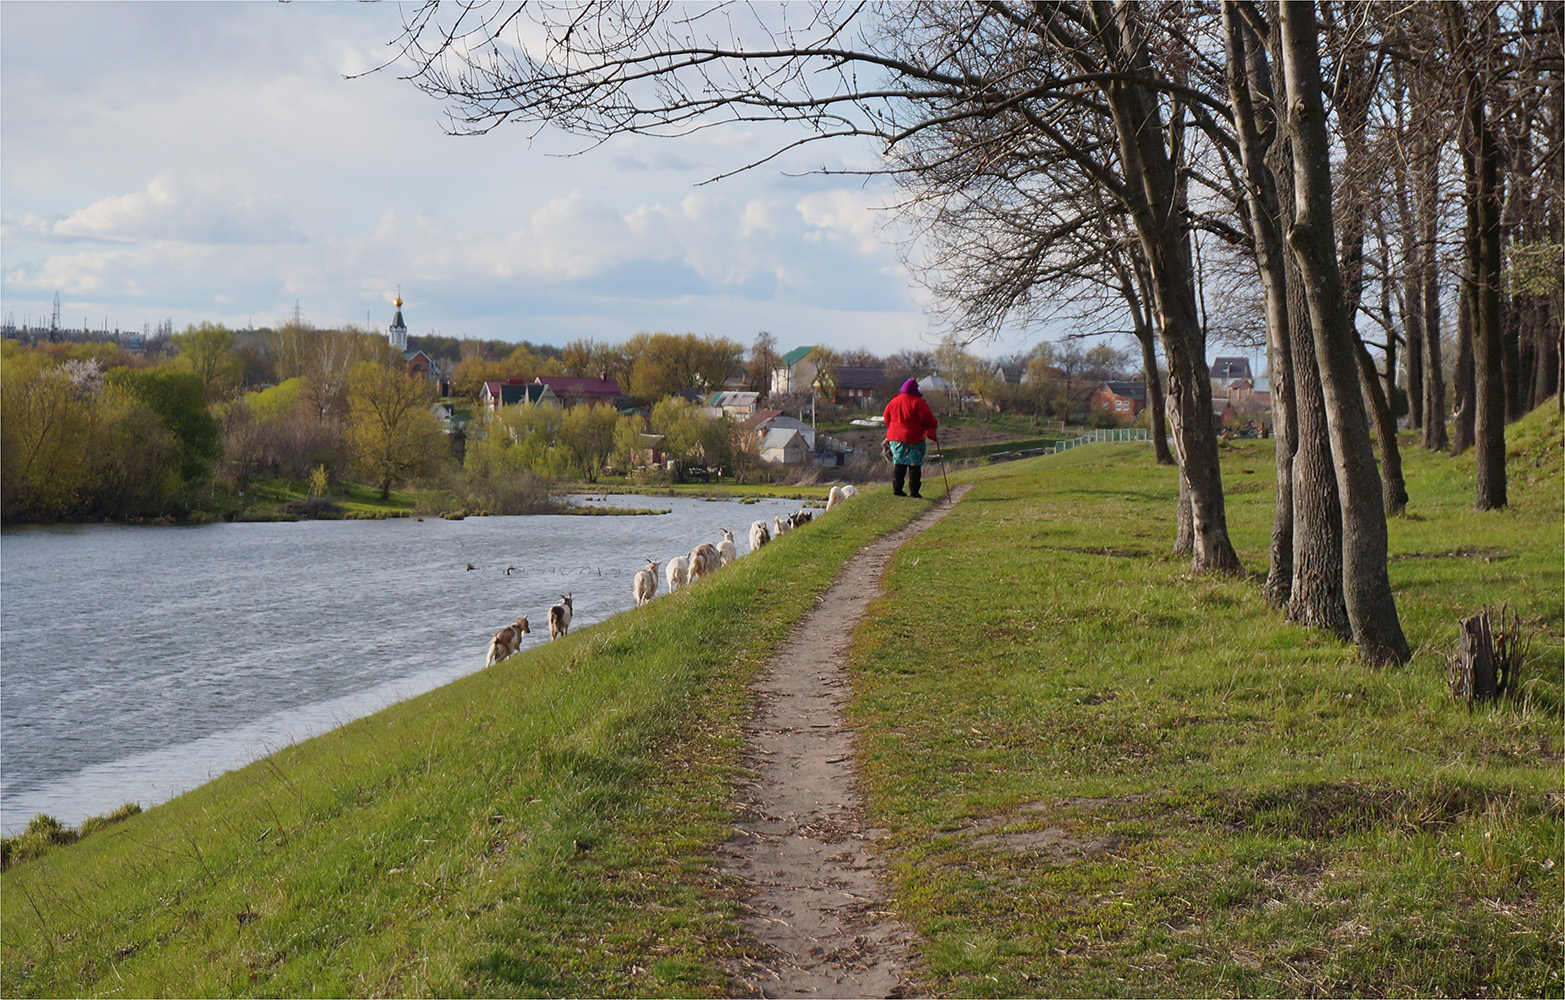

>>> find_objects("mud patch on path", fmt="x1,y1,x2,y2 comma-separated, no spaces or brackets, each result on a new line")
723,488,971,998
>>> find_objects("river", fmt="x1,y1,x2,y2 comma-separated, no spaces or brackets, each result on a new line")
0,495,805,834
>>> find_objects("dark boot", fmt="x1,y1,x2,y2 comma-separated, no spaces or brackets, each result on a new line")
909,465,923,498
893,464,908,496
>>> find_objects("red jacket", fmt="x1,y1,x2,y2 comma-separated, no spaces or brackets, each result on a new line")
883,391,939,444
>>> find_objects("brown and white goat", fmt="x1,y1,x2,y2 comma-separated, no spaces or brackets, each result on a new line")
548,593,574,640
485,616,531,667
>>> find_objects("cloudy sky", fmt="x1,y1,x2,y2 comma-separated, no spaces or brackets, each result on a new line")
0,1,988,358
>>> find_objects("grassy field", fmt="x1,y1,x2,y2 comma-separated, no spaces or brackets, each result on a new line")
3,405,1558,997
848,405,1562,997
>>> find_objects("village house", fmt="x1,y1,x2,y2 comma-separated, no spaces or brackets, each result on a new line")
822,365,891,408
533,372,627,409
1209,357,1254,399
758,426,810,465
1089,380,1147,419
703,390,760,420
478,379,561,413
771,346,821,396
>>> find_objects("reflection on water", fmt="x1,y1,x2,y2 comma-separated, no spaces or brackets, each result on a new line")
0,495,806,832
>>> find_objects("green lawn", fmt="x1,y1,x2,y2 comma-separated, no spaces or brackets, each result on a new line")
848,406,1562,997
3,405,1559,997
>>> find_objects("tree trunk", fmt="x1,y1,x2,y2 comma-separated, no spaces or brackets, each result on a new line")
1355,342,1409,515
1279,1,1410,665
1262,7,1349,639
1327,15,1408,518
1392,62,1425,432
1416,114,1449,452
1120,256,1175,467
1174,452,1195,558
1464,45,1508,510
1224,1,1294,606
1452,278,1476,454
1093,0,1242,576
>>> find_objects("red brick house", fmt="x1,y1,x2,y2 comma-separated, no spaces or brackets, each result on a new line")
1089,380,1147,419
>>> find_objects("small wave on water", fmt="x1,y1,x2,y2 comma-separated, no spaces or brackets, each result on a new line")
0,494,807,833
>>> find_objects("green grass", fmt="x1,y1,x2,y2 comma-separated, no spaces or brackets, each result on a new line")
846,404,1562,997
227,478,445,520
940,435,1067,461
4,405,1559,997
1,490,929,998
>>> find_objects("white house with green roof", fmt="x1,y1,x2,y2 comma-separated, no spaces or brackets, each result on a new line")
771,345,820,396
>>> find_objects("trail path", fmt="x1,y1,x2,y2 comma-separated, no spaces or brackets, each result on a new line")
723,486,971,998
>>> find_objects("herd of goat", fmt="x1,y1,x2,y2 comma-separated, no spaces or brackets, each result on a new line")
483,485,859,668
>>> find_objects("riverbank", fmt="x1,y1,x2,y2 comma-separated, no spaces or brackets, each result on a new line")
3,405,1559,997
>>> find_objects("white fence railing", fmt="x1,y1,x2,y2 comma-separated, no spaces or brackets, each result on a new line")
1044,426,1152,454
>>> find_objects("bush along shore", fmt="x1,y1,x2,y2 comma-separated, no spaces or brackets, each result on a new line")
2,404,1559,997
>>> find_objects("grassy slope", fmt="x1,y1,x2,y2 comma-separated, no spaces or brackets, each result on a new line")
848,405,1562,997
1,495,927,998
4,406,1559,998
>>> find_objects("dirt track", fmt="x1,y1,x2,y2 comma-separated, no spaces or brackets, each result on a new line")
723,486,971,998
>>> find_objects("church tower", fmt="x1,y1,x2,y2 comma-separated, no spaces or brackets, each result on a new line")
387,294,408,352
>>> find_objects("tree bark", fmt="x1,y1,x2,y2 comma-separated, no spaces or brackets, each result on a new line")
1279,1,1410,665
1260,5,1349,639
1224,2,1294,606
1092,0,1242,576
1418,139,1449,452
1462,20,1508,510
1452,278,1476,455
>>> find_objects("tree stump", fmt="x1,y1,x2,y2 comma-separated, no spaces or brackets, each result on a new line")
1446,607,1527,703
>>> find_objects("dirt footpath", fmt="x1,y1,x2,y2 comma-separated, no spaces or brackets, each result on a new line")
723,486,971,998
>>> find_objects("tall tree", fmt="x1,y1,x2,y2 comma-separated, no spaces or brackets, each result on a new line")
346,362,445,499
1278,0,1410,664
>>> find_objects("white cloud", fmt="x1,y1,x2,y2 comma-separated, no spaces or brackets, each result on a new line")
43,172,300,245
0,3,944,356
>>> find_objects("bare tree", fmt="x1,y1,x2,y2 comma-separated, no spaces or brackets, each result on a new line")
388,0,1244,575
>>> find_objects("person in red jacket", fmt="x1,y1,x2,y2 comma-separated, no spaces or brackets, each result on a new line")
882,378,939,497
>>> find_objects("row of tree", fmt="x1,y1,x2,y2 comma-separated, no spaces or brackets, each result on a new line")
389,1,1561,665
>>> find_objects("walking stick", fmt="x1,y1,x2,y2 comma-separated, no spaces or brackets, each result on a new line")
934,437,952,504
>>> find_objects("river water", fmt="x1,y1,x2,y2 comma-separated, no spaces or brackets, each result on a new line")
0,495,805,834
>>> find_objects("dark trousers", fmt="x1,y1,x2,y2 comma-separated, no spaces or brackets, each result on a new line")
893,464,922,497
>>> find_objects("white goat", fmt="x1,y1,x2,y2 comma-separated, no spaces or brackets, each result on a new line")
826,485,846,510
547,593,573,640
841,484,859,498
633,559,659,607
773,514,791,537
717,529,737,567
748,519,771,553
688,542,720,583
666,554,689,592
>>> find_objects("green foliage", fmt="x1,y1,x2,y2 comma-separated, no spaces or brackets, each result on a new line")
1507,241,1564,297
557,402,621,482
464,400,566,480
1,352,213,521
649,396,735,472
106,366,222,483
624,331,745,403
173,322,242,401
346,362,445,500
2,805,141,872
